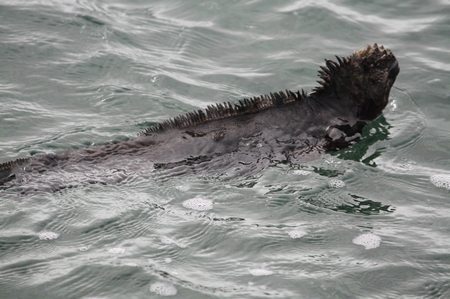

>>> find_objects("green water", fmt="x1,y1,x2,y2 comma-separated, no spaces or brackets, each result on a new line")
1,0,450,298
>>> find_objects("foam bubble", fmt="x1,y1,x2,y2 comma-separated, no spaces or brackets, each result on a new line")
352,233,381,250
430,174,450,190
108,247,126,254
293,170,311,175
149,282,177,296
160,236,175,245
182,197,213,211
175,185,190,192
249,269,273,276
287,230,307,239
38,231,59,240
328,179,345,188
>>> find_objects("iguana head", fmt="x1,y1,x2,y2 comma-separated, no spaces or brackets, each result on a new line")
312,43,399,121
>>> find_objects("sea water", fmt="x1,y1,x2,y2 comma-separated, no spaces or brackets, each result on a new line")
1,0,450,298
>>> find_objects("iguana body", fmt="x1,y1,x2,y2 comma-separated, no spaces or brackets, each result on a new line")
0,44,399,193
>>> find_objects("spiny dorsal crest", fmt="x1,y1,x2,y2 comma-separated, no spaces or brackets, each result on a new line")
140,89,306,135
312,43,391,94
0,157,30,172
312,55,350,93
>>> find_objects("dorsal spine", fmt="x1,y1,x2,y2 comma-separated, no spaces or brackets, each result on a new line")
140,89,306,135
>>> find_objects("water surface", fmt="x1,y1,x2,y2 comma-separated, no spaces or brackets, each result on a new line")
1,0,450,298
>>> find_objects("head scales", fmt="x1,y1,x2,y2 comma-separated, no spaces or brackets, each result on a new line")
311,43,399,120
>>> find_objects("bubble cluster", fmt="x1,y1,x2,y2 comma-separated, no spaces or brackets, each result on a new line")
430,174,450,190
108,247,126,254
293,170,311,175
149,282,177,296
38,231,59,240
175,185,190,192
328,179,345,188
352,233,381,250
160,236,175,245
287,230,307,239
182,197,213,211
248,269,273,276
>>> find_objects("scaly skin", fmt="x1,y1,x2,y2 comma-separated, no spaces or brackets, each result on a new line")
0,44,399,193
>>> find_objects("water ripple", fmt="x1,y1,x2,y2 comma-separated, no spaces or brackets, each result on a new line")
1,0,450,298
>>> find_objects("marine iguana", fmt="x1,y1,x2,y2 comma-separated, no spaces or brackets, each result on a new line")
0,44,399,193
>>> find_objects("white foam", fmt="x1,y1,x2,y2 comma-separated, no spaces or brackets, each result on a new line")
182,197,213,211
249,269,273,276
123,262,138,267
175,185,190,192
287,229,307,239
160,236,175,245
38,231,59,240
108,247,126,254
430,174,450,190
149,282,177,296
352,233,381,250
293,170,311,175
328,179,345,188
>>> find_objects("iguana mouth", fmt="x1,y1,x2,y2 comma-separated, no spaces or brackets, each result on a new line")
388,60,400,79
